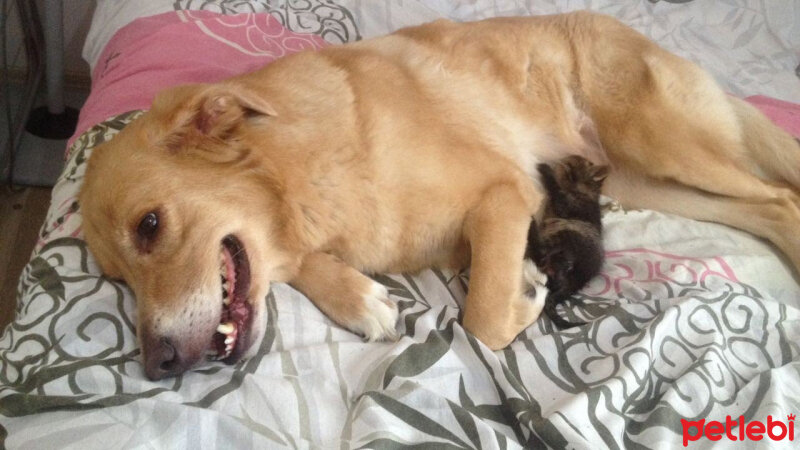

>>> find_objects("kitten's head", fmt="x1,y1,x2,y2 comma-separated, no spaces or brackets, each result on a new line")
552,155,609,197
539,222,605,295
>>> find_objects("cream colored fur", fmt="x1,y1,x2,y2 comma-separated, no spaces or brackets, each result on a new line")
79,12,800,379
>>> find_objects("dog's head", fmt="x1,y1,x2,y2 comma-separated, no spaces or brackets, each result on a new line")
80,83,300,380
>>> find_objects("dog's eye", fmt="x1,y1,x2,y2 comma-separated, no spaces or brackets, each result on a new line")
137,212,159,241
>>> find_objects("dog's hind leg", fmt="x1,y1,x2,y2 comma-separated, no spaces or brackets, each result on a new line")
663,155,799,203
608,109,800,206
596,58,800,273
605,169,800,273
462,182,547,350
290,252,399,341
599,46,800,207
727,97,800,211
728,96,800,195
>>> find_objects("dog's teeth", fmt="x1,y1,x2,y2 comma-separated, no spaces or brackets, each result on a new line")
224,335,234,345
217,322,235,335
221,278,231,305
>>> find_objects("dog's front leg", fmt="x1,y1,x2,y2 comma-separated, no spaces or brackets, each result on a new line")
462,183,548,350
290,252,399,341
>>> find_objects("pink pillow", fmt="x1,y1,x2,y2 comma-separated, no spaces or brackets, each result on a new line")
744,95,800,138
69,11,327,152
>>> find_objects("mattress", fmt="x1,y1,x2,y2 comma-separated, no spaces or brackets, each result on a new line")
2,1,800,448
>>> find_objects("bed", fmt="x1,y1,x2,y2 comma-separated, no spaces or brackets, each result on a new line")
2,1,799,448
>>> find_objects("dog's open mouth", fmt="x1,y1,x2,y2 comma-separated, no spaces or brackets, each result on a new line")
208,235,252,363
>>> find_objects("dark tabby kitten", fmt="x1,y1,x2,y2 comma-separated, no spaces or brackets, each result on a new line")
526,155,609,329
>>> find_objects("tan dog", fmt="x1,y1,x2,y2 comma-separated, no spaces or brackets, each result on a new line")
79,12,800,380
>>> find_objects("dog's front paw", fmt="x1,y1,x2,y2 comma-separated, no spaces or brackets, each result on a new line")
350,282,399,342
522,259,548,315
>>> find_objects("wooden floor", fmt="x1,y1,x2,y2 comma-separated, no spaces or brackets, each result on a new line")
0,186,52,331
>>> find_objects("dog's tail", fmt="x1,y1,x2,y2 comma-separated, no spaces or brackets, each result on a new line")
729,96,800,190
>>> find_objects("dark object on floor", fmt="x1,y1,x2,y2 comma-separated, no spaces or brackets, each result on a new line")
25,105,79,139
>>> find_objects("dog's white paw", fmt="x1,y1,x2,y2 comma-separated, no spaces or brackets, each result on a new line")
522,259,548,316
523,258,548,287
350,282,399,342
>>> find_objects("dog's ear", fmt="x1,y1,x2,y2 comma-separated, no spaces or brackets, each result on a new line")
192,85,277,137
153,83,277,152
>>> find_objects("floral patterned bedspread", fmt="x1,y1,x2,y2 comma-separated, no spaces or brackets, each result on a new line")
2,1,800,448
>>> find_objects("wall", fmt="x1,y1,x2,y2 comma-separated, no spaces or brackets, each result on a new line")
5,0,96,83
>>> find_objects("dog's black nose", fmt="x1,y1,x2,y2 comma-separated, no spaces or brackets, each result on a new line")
143,336,191,380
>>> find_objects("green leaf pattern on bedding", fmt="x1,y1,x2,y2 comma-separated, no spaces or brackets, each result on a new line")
173,0,361,43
